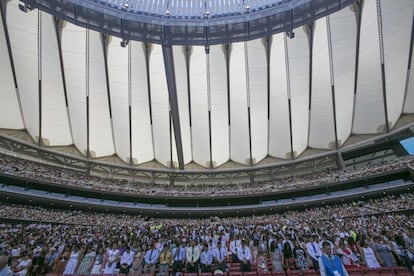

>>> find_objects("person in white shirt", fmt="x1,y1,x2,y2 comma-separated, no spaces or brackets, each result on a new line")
14,251,32,276
186,239,201,273
104,243,120,275
120,246,135,274
318,241,349,276
237,239,252,272
230,235,241,263
307,235,322,271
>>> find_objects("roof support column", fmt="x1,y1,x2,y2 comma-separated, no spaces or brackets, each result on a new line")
162,44,184,170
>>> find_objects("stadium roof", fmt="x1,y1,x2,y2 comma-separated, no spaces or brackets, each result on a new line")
0,0,413,171
16,0,354,45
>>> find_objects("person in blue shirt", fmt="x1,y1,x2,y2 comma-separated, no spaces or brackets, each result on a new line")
144,242,159,274
172,240,186,276
213,241,228,272
318,241,349,276
200,243,213,272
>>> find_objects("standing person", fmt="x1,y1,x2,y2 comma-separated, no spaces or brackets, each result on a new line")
14,252,32,276
63,245,80,275
132,247,145,275
120,246,135,275
44,247,59,274
31,247,45,275
250,239,260,267
213,241,227,272
0,254,13,276
144,242,159,274
307,235,322,271
293,240,308,271
200,243,213,273
158,243,172,276
256,247,268,272
237,239,251,272
230,235,240,263
103,243,120,275
282,242,297,271
90,247,104,274
171,241,185,276
358,240,381,269
53,248,70,274
318,241,349,276
346,237,361,263
186,239,200,273
269,240,283,272
371,236,396,267
77,246,96,274
336,239,359,268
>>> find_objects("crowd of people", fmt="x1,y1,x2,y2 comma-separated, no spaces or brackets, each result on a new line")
1,193,414,227
0,204,144,227
1,193,414,275
0,152,413,197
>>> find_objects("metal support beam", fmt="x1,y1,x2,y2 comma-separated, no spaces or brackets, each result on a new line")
351,0,363,133
162,44,184,170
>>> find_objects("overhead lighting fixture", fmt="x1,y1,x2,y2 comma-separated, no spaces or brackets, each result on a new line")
18,3,33,13
287,31,295,39
120,39,129,47
166,10,170,15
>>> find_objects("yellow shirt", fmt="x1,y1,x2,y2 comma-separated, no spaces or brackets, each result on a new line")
159,250,172,265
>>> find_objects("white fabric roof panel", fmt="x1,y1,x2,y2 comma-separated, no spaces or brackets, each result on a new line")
287,26,310,157
381,0,413,129
269,33,291,159
7,0,39,142
0,5,24,130
150,44,173,167
1,0,413,169
353,0,385,134
130,41,154,164
309,17,336,150
190,46,210,167
229,42,250,165
40,13,72,146
88,30,115,157
107,37,129,163
247,38,268,164
405,49,414,113
209,45,230,167
328,6,356,146
61,23,87,155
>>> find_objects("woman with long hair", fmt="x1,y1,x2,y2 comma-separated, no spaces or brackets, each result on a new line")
282,242,297,271
269,240,283,272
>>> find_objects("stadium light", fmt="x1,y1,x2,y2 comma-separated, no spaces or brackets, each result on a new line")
287,30,295,39
18,1,34,13
120,39,129,47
